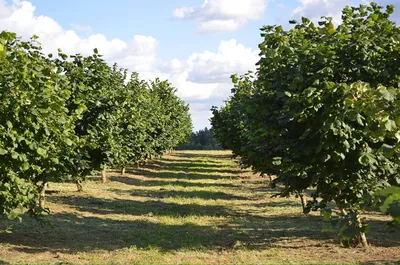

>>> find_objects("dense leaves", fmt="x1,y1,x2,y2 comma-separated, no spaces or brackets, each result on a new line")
0,31,192,220
211,2,400,247
0,32,80,219
376,186,400,230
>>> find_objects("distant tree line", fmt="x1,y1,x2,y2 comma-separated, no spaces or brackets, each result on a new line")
177,127,223,150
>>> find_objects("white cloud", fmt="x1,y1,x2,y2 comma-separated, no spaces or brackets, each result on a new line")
292,0,350,25
173,0,269,33
190,109,213,130
290,0,400,26
187,39,258,83
157,39,258,129
154,38,258,102
0,0,157,74
0,0,259,130
187,102,221,130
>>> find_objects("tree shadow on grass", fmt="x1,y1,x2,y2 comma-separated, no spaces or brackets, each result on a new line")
0,212,331,254
108,187,247,201
109,175,239,189
142,162,242,175
48,195,230,217
146,160,228,169
365,218,400,247
2,213,224,254
1,209,399,256
159,158,226,164
251,200,302,208
126,168,241,181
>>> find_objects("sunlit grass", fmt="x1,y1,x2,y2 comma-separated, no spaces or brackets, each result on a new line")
0,150,399,265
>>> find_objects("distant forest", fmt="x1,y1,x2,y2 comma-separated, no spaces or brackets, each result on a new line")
177,127,223,150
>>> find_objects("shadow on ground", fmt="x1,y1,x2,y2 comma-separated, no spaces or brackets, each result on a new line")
0,151,399,259
171,152,233,160
108,187,247,200
48,195,231,217
108,175,239,189
1,212,333,254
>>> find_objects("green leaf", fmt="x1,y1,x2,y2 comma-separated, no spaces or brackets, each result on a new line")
361,224,370,234
359,153,376,166
382,144,395,158
64,138,73,146
356,114,364,126
0,148,7,155
380,88,396,102
36,148,46,157
21,162,30,171
303,87,317,97
326,22,336,35
58,116,66,124
385,120,397,132
341,226,358,238
370,13,379,21
0,43,5,57
272,157,282,166
75,104,87,115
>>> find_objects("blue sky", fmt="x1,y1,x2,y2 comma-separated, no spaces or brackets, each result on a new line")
27,0,281,59
1,0,399,130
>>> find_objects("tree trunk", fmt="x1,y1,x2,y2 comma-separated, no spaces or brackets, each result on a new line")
299,193,308,214
101,169,107,183
76,180,83,192
38,182,48,208
356,215,369,249
121,167,126,175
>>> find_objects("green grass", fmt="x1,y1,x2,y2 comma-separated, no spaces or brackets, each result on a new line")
0,150,399,264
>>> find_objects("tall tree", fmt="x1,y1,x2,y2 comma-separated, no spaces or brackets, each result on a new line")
211,2,400,247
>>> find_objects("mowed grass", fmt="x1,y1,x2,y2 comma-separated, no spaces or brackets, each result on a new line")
0,150,399,265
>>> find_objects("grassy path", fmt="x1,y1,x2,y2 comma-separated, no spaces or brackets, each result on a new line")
0,150,399,264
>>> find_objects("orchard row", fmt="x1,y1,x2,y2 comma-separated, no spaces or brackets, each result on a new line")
0,31,192,220
211,2,400,247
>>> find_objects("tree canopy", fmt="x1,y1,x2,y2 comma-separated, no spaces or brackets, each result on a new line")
211,2,400,247
0,31,192,220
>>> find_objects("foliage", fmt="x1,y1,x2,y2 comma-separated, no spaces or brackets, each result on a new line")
0,30,192,220
211,2,400,246
0,32,80,219
376,186,400,230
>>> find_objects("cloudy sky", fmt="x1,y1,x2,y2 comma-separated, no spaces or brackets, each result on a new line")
1,0,399,130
